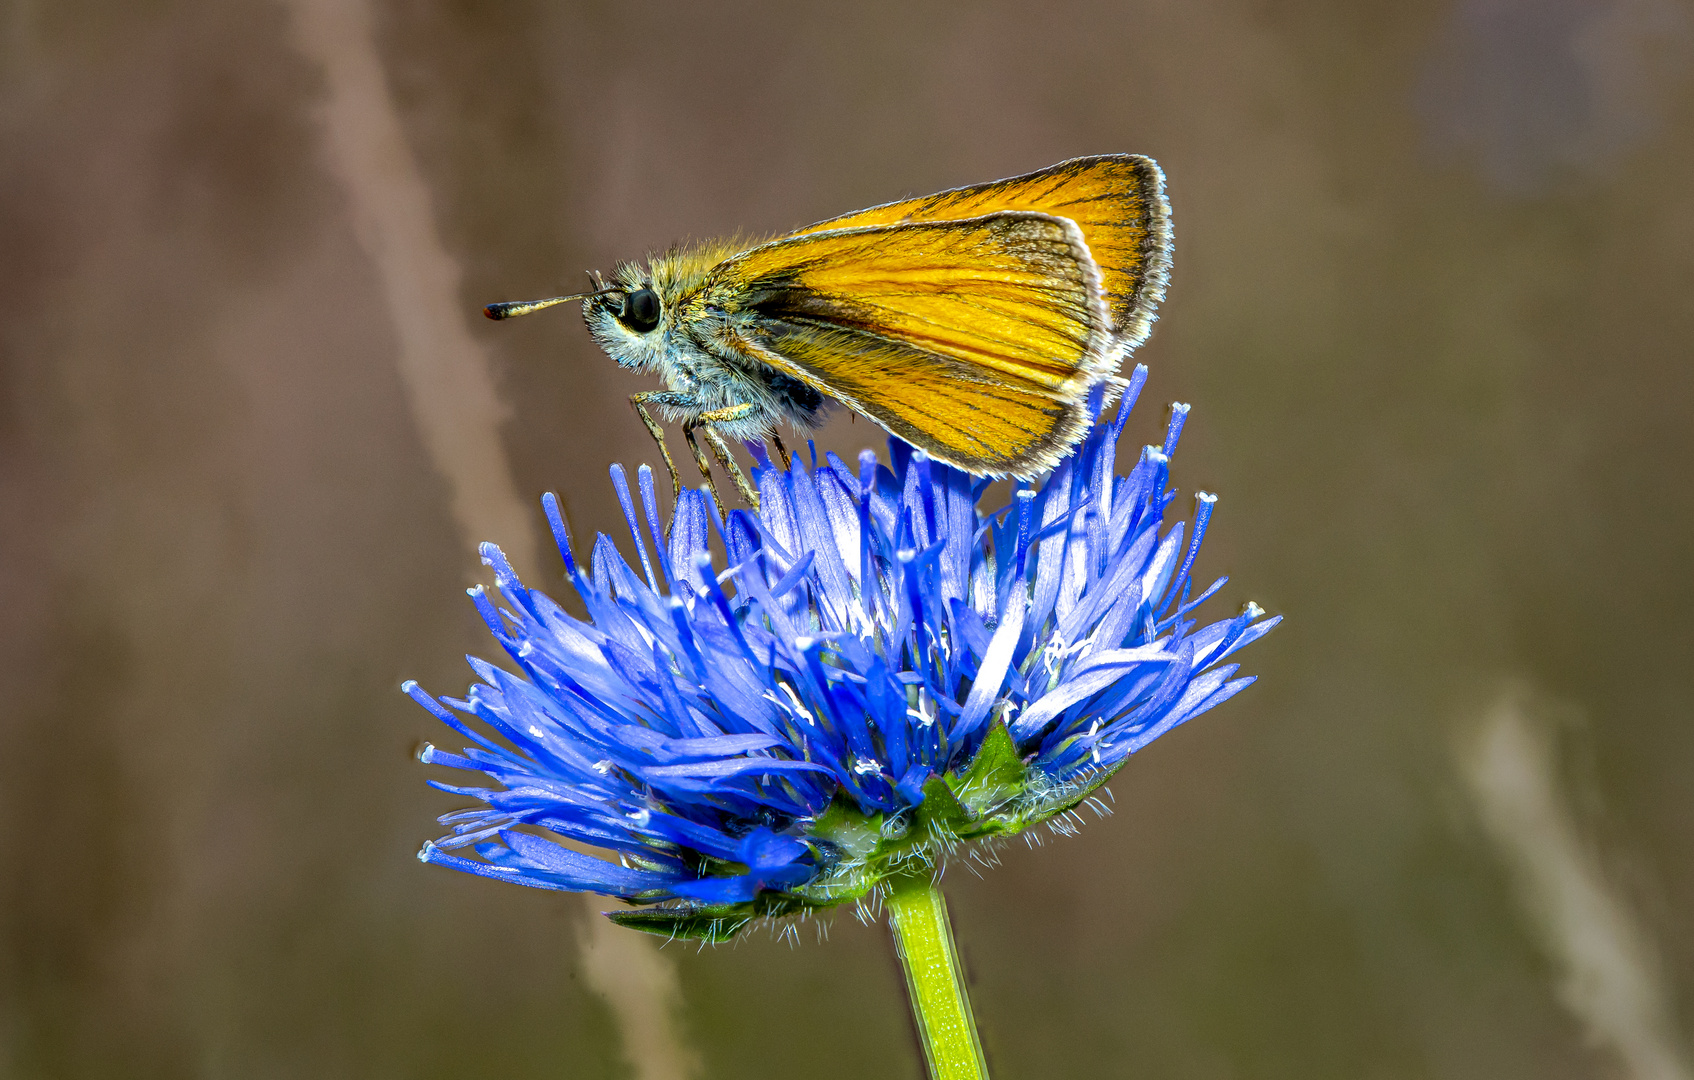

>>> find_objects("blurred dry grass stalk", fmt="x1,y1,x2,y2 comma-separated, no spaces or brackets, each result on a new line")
1462,681,1693,1080
284,0,538,582
283,0,697,1076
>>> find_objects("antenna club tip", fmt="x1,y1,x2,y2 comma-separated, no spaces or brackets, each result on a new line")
484,303,511,320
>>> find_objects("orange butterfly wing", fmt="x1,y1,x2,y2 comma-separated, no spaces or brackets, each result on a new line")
694,211,1113,478
793,154,1172,354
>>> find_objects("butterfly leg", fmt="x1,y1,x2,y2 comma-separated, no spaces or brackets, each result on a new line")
680,424,728,517
629,392,685,500
769,432,792,469
701,428,759,510
694,403,761,509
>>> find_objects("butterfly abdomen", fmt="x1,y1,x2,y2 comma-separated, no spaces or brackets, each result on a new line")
765,371,826,419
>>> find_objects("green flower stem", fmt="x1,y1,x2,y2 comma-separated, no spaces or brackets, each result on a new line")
886,872,989,1080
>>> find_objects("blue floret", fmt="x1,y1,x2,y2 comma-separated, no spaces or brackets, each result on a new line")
409,365,1278,939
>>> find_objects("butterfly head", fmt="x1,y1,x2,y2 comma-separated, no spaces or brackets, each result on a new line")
586,259,707,375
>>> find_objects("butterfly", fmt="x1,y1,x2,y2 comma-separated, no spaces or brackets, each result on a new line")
486,154,1172,509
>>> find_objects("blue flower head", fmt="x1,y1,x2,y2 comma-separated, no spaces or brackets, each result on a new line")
408,366,1278,940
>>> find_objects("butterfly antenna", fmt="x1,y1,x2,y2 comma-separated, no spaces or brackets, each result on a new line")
485,271,622,320
483,292,591,320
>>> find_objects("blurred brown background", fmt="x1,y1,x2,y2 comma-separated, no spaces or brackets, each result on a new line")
4,1,1693,1077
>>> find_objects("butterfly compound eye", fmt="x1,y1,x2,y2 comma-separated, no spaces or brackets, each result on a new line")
619,287,661,333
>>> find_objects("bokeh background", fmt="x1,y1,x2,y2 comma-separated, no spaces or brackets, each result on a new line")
4,1,1694,1077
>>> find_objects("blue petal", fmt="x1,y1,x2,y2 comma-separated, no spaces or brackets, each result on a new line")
408,369,1276,909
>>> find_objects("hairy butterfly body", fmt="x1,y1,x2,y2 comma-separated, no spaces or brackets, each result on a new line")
487,154,1172,506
